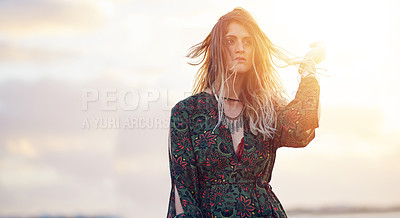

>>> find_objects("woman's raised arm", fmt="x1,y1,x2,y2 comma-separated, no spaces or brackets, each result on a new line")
274,76,320,148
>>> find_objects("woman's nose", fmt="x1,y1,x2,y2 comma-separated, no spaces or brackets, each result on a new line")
235,43,244,53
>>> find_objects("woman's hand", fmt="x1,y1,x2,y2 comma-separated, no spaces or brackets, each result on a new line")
305,41,326,65
299,41,326,76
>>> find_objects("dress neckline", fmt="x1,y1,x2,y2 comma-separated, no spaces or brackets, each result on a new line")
201,91,247,163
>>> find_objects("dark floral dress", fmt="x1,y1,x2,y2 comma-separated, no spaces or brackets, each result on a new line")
167,76,320,218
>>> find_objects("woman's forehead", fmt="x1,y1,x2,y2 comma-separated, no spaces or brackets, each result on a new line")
225,22,251,38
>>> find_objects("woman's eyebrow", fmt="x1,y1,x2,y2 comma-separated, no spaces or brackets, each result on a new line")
226,35,237,38
225,35,252,39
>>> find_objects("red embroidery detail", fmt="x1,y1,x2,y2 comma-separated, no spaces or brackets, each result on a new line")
236,137,245,161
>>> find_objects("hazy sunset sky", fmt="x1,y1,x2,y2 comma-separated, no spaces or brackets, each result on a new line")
0,0,399,217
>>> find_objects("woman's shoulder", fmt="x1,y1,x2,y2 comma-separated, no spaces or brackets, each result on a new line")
171,90,214,114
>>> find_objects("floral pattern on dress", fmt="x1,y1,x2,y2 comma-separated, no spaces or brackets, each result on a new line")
168,76,320,217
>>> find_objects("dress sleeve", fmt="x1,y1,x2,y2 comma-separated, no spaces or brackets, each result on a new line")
168,101,202,217
274,76,320,148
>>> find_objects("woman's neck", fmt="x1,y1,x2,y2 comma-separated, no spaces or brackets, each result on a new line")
207,72,245,99
224,73,244,99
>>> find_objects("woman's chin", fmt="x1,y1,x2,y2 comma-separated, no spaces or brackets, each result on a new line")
229,66,251,75
236,68,251,74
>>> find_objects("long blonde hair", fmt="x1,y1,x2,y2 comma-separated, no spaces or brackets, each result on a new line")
188,7,303,139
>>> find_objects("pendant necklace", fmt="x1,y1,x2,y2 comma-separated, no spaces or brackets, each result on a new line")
222,105,245,133
209,86,244,133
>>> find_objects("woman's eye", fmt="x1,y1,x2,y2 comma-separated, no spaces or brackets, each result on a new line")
227,39,235,44
244,40,252,46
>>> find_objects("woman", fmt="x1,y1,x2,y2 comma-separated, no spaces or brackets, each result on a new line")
167,7,323,218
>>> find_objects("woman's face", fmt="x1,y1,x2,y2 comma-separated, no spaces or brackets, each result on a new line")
224,21,254,74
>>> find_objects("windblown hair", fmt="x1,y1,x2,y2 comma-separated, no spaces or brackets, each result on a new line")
187,7,303,139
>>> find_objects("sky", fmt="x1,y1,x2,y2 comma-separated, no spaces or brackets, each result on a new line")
0,0,400,217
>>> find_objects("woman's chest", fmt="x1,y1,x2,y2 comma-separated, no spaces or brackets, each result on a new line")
189,114,275,176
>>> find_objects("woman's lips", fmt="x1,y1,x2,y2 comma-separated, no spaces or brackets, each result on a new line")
235,57,246,62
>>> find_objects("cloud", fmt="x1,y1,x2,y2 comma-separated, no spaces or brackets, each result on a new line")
5,138,38,158
0,0,106,36
0,79,118,215
0,42,78,62
319,106,400,151
0,78,172,216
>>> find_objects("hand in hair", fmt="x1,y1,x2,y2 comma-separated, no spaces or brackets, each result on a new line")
305,41,326,65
